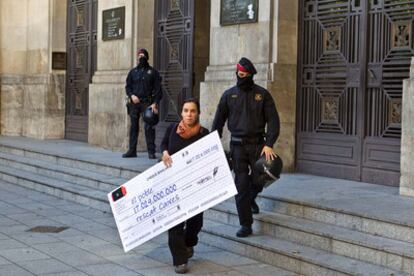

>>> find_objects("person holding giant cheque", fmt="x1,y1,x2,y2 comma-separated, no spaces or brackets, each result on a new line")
161,98,209,274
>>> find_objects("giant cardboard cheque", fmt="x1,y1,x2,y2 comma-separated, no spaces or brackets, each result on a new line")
108,131,237,252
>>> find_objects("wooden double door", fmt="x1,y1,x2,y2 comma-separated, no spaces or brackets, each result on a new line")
297,0,414,185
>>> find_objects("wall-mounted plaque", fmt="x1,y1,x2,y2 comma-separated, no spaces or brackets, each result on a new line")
102,6,125,41
52,52,66,70
220,0,258,26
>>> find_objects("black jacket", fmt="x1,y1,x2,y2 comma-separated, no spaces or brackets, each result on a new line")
125,64,163,105
212,84,280,147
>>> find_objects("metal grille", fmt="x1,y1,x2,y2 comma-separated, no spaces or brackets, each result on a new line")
154,0,194,148
155,0,194,122
65,0,97,141
297,0,414,185
362,0,413,184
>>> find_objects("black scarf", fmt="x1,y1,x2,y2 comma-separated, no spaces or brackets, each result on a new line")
137,56,149,68
236,74,254,91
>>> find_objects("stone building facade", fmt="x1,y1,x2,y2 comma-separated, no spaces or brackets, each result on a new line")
1,0,413,192
0,0,66,139
401,58,414,196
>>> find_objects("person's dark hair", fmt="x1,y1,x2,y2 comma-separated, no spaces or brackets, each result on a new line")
182,98,200,114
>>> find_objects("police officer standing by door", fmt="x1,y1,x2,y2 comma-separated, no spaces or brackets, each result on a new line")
212,57,280,237
123,48,163,159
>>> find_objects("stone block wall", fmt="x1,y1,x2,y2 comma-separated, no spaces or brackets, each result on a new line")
267,63,297,172
0,75,24,136
0,74,65,139
89,71,129,151
0,0,66,139
400,57,414,196
200,0,298,171
88,0,154,152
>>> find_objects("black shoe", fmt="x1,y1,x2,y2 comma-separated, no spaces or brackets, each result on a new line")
122,151,137,158
187,246,194,259
148,153,156,159
236,226,252,238
174,263,188,274
251,200,259,214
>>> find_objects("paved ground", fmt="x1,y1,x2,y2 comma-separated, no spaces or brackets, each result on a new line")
0,181,296,276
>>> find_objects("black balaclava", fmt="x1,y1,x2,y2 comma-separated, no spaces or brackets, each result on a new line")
138,56,149,68
236,57,257,91
237,74,254,91
137,48,149,68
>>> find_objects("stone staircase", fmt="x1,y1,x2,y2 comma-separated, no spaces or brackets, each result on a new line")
0,137,146,212
0,136,413,275
202,202,413,275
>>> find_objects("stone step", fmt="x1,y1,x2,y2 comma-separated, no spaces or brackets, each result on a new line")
255,190,414,244
201,219,409,276
206,202,414,273
0,139,147,180
0,151,126,192
0,164,110,212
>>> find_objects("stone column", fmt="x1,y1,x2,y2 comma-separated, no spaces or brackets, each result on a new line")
88,0,154,151
200,0,298,171
201,0,273,145
400,57,414,196
88,0,135,151
0,0,28,136
0,75,24,136
266,0,298,171
0,0,66,139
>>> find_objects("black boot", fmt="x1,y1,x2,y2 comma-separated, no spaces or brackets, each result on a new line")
122,150,137,158
236,226,252,238
251,199,259,214
187,247,194,259
174,263,188,274
148,152,156,159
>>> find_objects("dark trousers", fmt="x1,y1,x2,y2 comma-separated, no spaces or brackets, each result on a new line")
128,103,155,154
168,213,203,266
250,174,263,203
231,143,263,227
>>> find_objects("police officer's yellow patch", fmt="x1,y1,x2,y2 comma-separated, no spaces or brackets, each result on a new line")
255,94,263,101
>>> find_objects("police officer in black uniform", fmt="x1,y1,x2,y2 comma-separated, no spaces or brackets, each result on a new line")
212,57,280,237
123,48,163,159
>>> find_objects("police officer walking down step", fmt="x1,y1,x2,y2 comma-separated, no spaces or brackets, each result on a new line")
123,48,163,159
212,57,280,238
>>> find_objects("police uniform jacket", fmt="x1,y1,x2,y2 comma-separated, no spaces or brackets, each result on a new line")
212,84,280,147
125,65,163,105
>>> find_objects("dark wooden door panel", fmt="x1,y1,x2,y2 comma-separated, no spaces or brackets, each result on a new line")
65,0,97,141
154,0,194,150
297,0,413,185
